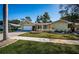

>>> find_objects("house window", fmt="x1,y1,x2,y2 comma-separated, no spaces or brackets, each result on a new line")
68,24,72,28
38,25,42,29
43,25,48,29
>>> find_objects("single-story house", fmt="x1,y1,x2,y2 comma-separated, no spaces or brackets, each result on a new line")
0,23,21,31
9,23,21,30
52,20,79,32
0,25,3,31
20,19,53,31
0,25,3,29
20,19,79,32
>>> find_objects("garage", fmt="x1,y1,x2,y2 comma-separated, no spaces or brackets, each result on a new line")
23,26,32,31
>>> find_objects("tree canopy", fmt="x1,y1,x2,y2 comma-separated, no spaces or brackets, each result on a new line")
25,17,32,21
35,12,52,23
10,19,20,24
0,21,3,25
59,4,79,23
59,4,79,32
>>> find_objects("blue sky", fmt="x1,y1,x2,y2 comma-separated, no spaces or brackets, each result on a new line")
0,4,3,20
0,4,61,22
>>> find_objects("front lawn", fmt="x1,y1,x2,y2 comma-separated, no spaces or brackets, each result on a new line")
0,32,2,33
0,40,79,54
19,32,79,40
0,31,3,33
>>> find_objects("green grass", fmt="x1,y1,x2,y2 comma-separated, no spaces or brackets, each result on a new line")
0,31,3,33
19,32,79,40
0,40,79,54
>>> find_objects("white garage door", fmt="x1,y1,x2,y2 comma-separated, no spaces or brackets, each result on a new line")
23,26,32,30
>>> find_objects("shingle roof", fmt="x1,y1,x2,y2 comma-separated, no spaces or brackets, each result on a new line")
52,19,79,24
20,20,33,26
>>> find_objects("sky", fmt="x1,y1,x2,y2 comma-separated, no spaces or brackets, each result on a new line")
0,4,61,22
0,4,3,20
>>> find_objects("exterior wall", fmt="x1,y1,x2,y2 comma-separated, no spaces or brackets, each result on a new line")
52,22,69,31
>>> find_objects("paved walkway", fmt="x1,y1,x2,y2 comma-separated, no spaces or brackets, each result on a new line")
10,36,79,45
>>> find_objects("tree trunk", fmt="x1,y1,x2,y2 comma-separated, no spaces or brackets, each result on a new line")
71,23,75,32
3,4,8,40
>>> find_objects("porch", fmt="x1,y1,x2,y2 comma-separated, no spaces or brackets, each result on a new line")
32,23,52,31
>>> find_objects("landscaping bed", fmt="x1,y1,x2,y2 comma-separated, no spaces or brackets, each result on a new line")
0,40,79,54
19,32,79,40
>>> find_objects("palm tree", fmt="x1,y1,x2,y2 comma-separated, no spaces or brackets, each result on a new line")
3,4,8,40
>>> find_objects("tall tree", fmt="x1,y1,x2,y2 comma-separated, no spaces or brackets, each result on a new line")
25,16,32,21
60,4,79,15
35,16,40,23
43,12,51,23
59,10,67,17
35,12,52,23
59,4,79,32
61,13,79,32
21,18,25,20
11,19,20,24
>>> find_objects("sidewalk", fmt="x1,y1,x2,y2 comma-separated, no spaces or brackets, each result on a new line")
10,36,79,45
0,36,79,48
0,39,17,48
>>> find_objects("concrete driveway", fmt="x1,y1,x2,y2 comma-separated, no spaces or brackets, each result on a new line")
0,32,25,40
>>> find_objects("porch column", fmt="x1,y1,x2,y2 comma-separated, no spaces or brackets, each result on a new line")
47,25,49,31
42,25,43,31
3,4,8,40
36,25,38,31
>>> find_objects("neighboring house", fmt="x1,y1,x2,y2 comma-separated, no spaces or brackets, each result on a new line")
52,20,70,32
9,23,21,30
0,23,21,31
52,20,79,32
0,25,3,29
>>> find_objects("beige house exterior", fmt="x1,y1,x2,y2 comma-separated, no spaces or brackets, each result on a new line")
52,20,70,32
52,20,79,32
